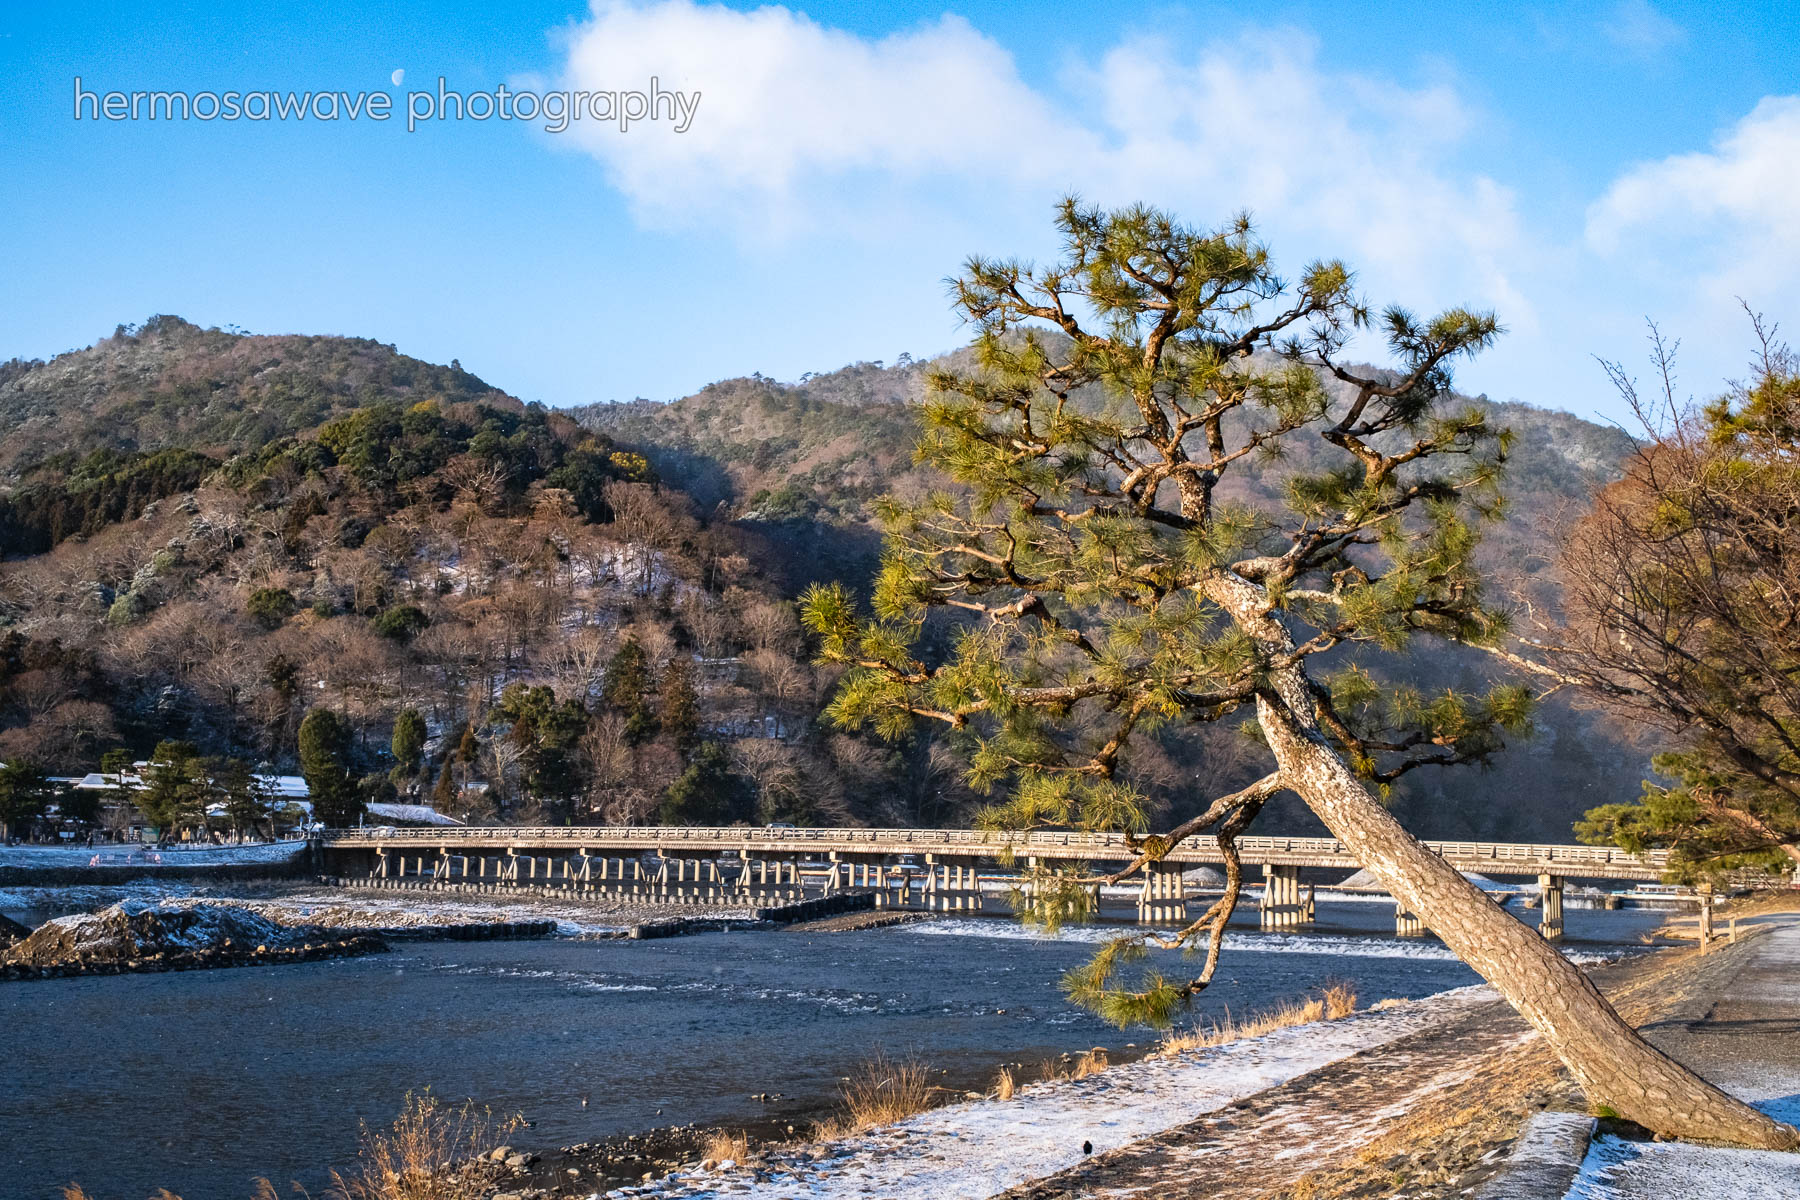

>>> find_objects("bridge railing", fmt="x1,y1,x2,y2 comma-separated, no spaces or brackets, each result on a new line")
319,824,1669,872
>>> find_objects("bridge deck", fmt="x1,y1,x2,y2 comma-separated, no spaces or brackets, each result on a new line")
319,826,1671,881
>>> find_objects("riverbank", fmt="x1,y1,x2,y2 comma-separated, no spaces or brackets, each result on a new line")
501,910,1792,1200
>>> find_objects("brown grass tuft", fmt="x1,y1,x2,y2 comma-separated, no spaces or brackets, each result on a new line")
1158,985,1360,1055
1070,1048,1108,1079
700,1128,750,1164
326,1090,520,1200
840,1053,934,1129
993,1066,1017,1100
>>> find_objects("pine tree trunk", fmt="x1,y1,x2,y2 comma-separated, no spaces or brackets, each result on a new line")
1256,694,1799,1149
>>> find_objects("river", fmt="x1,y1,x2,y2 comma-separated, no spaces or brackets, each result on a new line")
0,897,1665,1200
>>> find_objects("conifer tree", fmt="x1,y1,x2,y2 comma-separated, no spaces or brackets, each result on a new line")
136,741,209,838
602,638,658,744
0,760,53,840
659,655,701,754
802,200,1795,1148
299,708,362,827
390,707,427,785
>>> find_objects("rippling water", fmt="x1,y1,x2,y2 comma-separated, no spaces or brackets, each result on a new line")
0,900,1663,1200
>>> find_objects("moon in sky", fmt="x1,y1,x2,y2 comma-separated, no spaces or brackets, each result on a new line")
391,68,405,86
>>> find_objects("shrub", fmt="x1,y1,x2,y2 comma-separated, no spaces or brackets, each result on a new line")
373,604,430,642
245,586,297,630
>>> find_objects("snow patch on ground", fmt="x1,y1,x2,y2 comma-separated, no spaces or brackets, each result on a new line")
198,887,762,937
3,900,308,966
0,880,201,915
1565,1125,1800,1200
614,985,1499,1199
901,917,1627,965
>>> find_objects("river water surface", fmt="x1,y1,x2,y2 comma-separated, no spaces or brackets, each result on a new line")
0,898,1664,1200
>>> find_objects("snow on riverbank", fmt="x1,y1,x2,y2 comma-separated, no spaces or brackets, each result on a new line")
0,840,306,868
614,985,1499,1200
4,900,307,966
902,916,1630,966
176,887,761,937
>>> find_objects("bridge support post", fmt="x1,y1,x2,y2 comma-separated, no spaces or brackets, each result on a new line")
1260,864,1303,930
1538,874,1564,941
1395,905,1426,936
1138,863,1186,924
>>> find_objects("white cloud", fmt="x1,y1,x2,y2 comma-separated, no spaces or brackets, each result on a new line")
552,2,1530,327
1586,95,1800,302
551,0,1084,237
1600,0,1686,57
1073,32,1529,325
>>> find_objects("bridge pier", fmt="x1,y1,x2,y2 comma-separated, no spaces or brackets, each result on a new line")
1538,874,1564,941
1138,863,1187,925
1260,864,1310,930
1395,906,1426,937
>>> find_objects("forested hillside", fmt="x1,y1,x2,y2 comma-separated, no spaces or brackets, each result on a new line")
0,318,1655,841
0,320,930,829
577,349,1658,844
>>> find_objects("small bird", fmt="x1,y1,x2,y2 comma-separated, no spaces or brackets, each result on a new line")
580,1094,589,1108
1082,1141,1093,1156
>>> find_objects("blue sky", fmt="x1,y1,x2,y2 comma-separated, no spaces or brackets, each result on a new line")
3,1,1798,422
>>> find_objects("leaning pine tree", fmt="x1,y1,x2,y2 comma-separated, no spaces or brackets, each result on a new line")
801,200,1797,1148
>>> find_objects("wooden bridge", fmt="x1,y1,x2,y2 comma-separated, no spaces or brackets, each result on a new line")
318,826,1676,941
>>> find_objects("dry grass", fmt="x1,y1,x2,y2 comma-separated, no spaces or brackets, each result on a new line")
993,1066,1017,1100
811,1053,939,1141
1071,1047,1108,1079
700,1129,749,1164
841,1054,934,1127
1158,984,1358,1055
326,1091,521,1200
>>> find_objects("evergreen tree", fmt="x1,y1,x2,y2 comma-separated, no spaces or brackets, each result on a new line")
602,638,658,743
0,760,53,839
390,708,428,785
659,742,754,825
493,684,588,819
432,756,458,811
298,708,362,827
99,747,135,781
658,655,701,753
212,757,273,839
800,199,1792,1147
136,742,209,838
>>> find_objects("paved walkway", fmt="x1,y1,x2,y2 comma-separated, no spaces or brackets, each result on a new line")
1566,914,1800,1199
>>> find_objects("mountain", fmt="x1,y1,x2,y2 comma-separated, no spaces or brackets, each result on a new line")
0,315,513,480
0,318,1655,843
575,353,1657,844
0,319,909,830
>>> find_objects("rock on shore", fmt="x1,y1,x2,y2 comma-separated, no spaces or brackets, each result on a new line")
0,900,384,978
